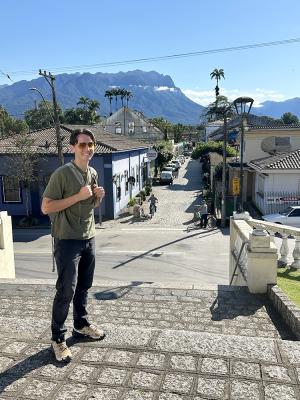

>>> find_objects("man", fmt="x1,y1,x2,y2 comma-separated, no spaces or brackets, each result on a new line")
200,200,208,228
42,128,105,362
148,193,158,213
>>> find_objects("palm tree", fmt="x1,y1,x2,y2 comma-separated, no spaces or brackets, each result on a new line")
210,68,225,98
77,96,90,110
119,88,127,107
110,88,120,112
125,90,133,107
105,90,113,115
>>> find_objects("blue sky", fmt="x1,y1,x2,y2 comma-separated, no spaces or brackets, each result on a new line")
1,0,300,106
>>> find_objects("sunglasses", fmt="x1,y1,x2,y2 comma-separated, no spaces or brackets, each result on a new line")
77,142,95,149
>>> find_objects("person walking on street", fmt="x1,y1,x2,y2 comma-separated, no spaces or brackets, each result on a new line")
42,128,105,363
200,200,208,228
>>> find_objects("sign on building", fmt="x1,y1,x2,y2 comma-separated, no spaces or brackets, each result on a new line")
232,177,240,196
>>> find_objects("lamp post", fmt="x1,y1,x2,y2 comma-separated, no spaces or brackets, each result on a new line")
233,97,254,212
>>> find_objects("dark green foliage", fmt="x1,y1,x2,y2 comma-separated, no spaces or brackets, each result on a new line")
281,112,299,125
0,106,28,137
192,141,236,159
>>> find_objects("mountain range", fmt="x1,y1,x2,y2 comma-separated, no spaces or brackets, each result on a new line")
0,70,299,124
0,70,204,125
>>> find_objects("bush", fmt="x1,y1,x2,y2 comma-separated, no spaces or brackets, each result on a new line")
139,190,146,202
127,197,137,207
192,141,236,159
145,185,152,196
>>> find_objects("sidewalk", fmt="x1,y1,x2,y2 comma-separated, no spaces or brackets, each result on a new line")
0,280,300,399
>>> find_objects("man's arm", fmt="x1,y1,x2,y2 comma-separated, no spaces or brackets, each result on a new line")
41,186,93,215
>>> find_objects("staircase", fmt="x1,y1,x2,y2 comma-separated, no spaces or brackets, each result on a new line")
0,281,299,399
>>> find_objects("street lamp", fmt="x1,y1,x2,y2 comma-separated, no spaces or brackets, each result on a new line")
29,88,55,125
233,96,254,212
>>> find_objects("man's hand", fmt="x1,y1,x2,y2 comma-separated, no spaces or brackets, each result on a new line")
77,185,93,201
93,184,105,200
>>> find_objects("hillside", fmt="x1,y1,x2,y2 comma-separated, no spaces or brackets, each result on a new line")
0,70,204,125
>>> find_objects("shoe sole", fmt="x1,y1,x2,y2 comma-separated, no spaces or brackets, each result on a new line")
72,329,105,340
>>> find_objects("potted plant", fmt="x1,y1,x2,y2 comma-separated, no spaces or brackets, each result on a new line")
127,197,137,214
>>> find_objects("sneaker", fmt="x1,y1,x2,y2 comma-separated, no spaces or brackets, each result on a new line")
72,324,105,340
51,340,72,362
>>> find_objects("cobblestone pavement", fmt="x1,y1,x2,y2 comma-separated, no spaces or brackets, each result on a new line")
0,282,300,399
106,158,203,228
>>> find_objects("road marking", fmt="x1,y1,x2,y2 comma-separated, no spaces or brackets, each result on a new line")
14,250,184,255
121,228,185,231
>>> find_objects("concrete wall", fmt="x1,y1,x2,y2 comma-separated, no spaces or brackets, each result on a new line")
0,211,15,278
244,130,300,163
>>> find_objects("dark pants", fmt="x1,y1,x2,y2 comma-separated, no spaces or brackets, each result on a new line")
200,213,208,228
51,237,95,342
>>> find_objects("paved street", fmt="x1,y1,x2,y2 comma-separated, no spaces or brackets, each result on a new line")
13,159,230,285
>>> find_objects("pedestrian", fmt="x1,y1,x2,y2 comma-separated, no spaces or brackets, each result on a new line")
41,128,105,363
200,200,208,228
148,193,158,212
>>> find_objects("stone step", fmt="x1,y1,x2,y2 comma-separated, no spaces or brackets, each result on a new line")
0,282,299,399
0,282,295,341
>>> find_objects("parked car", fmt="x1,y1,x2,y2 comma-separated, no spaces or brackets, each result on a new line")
159,171,173,185
171,160,181,169
162,166,176,175
262,205,300,227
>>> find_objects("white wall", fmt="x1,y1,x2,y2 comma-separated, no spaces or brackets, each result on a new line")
112,151,147,217
244,131,300,162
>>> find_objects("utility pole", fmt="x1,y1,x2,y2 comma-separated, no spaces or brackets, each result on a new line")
221,115,228,228
39,70,64,166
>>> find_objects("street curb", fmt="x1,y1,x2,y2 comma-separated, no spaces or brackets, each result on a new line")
267,284,300,340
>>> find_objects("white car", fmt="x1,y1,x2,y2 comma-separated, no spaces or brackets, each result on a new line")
262,206,300,228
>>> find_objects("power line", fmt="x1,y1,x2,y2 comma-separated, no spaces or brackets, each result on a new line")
4,37,300,77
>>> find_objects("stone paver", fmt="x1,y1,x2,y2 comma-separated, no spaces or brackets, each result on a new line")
0,282,299,399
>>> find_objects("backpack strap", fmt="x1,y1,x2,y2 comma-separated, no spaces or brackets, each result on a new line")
66,162,85,186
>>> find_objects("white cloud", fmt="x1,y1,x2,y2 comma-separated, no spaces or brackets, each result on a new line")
182,87,287,107
154,86,177,92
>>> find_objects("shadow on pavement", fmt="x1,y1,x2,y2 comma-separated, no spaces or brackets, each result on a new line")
93,281,154,300
111,229,220,270
209,285,296,340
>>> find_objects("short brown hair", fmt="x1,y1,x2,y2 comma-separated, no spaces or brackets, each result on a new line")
69,128,96,145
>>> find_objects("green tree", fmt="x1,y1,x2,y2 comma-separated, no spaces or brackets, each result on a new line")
149,117,173,140
24,101,62,130
210,68,225,98
172,123,185,143
153,140,174,172
0,106,28,138
7,130,39,218
64,97,100,125
77,96,90,110
281,112,299,125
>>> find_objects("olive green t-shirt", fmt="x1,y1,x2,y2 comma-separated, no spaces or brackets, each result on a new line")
43,162,98,240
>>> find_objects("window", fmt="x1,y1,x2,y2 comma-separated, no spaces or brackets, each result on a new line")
288,209,300,217
124,170,129,193
136,165,139,184
128,121,134,134
2,176,21,202
116,175,121,200
275,137,290,146
115,122,122,134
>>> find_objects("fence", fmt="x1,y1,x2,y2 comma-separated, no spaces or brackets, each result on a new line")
256,191,300,215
